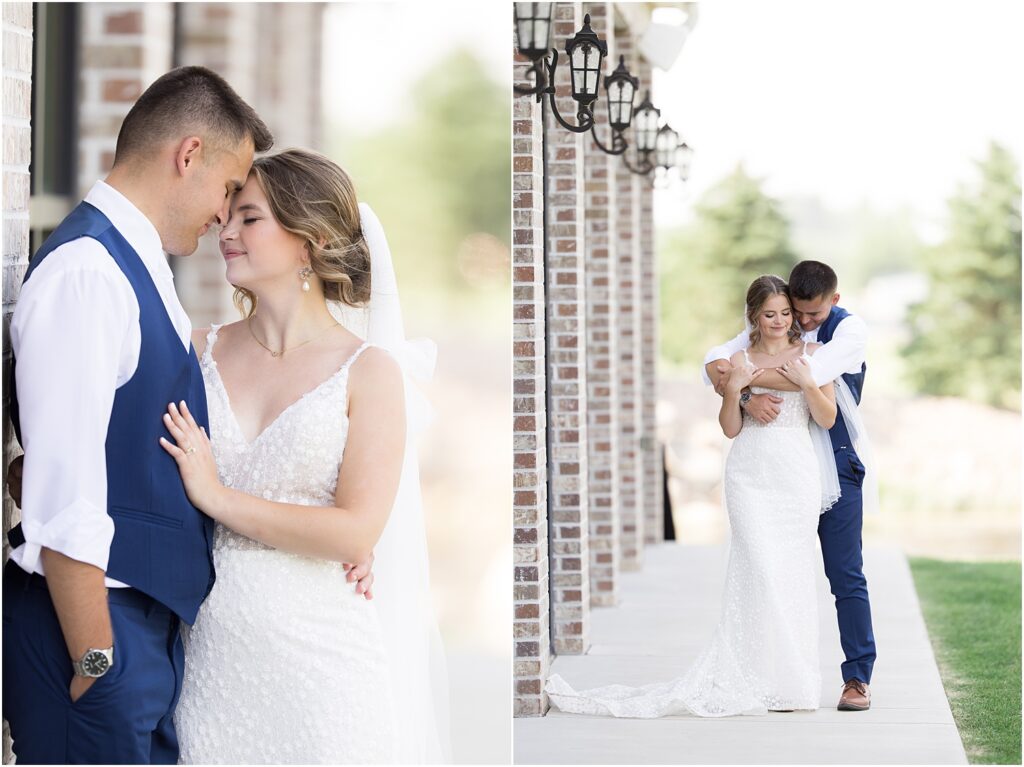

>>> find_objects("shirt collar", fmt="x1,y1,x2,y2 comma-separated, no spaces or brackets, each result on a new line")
85,180,174,283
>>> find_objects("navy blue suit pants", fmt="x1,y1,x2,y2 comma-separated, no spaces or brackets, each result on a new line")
817,447,876,684
3,561,184,764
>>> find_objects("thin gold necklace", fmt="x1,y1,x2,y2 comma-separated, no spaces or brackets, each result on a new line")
247,315,340,358
752,341,796,359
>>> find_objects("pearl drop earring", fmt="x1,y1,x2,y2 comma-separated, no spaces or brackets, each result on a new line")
298,266,312,293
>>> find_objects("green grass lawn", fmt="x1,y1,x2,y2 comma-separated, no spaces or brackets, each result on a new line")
909,558,1021,765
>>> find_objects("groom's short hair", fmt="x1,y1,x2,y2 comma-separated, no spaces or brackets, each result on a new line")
789,261,838,300
114,66,273,165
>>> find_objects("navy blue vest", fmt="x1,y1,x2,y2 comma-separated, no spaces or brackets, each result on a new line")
10,202,215,623
816,306,866,453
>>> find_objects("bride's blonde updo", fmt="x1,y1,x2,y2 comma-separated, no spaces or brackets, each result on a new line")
745,274,802,348
233,148,371,317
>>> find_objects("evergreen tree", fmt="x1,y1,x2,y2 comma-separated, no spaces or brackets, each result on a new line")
902,143,1022,410
660,165,799,365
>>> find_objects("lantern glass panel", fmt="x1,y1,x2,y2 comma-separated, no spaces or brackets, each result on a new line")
608,79,623,104
676,147,692,177
607,80,623,124
515,3,552,57
621,79,636,108
656,128,678,167
515,4,532,49
635,109,657,151
635,108,652,131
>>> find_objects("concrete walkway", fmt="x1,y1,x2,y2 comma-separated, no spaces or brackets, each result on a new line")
514,544,967,765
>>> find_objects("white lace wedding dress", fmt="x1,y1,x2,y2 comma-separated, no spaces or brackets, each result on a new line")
547,383,822,717
175,326,398,763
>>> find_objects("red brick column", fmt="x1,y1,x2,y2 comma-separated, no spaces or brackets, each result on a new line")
545,1,590,654
613,38,644,571
581,1,619,607
77,4,174,197
512,29,552,718
638,58,664,544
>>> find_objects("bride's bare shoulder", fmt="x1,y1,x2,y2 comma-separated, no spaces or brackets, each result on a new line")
349,346,403,402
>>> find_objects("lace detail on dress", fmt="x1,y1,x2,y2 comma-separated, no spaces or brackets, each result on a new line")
176,325,397,763
199,326,370,552
743,387,812,430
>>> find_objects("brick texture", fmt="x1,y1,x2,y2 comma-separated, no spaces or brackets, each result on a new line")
637,58,664,544
581,1,619,608
613,27,644,570
545,2,590,656
512,21,552,719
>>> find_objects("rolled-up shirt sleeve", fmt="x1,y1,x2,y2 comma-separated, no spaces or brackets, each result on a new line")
10,239,138,574
701,329,750,386
807,314,868,387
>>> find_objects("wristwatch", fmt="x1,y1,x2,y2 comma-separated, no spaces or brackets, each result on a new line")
739,391,753,408
73,646,114,678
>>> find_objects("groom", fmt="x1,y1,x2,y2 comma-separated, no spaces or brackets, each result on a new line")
704,260,876,712
2,67,377,764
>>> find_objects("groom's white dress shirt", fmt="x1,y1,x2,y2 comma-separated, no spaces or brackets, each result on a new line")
10,181,193,587
701,314,868,388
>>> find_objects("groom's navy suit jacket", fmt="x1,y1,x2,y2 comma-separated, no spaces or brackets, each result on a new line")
9,201,215,623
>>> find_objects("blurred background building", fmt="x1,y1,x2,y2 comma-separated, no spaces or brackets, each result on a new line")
3,2,510,762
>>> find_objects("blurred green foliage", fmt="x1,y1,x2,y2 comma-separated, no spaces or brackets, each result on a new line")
329,49,510,319
659,165,798,365
784,197,925,293
902,143,1022,410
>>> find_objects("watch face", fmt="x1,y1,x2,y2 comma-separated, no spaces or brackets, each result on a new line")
82,651,110,676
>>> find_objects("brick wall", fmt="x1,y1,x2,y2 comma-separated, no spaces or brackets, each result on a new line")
582,1,619,608
77,3,173,198
638,57,663,544
545,2,590,656
512,0,668,719
613,26,644,569
512,25,551,718
3,4,33,758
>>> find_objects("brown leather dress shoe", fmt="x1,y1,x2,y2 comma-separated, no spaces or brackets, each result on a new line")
837,679,871,711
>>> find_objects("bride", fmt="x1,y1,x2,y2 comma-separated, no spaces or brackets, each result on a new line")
158,148,449,762
546,274,839,717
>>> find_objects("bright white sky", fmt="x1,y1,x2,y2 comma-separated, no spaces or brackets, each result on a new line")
322,2,508,133
319,2,1022,244
651,0,1024,239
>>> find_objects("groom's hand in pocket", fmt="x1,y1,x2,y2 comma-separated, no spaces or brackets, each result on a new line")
746,393,784,424
344,551,375,600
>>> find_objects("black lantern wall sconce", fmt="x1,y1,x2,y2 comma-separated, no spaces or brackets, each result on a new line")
514,8,608,133
621,90,659,174
588,55,639,156
514,4,692,178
